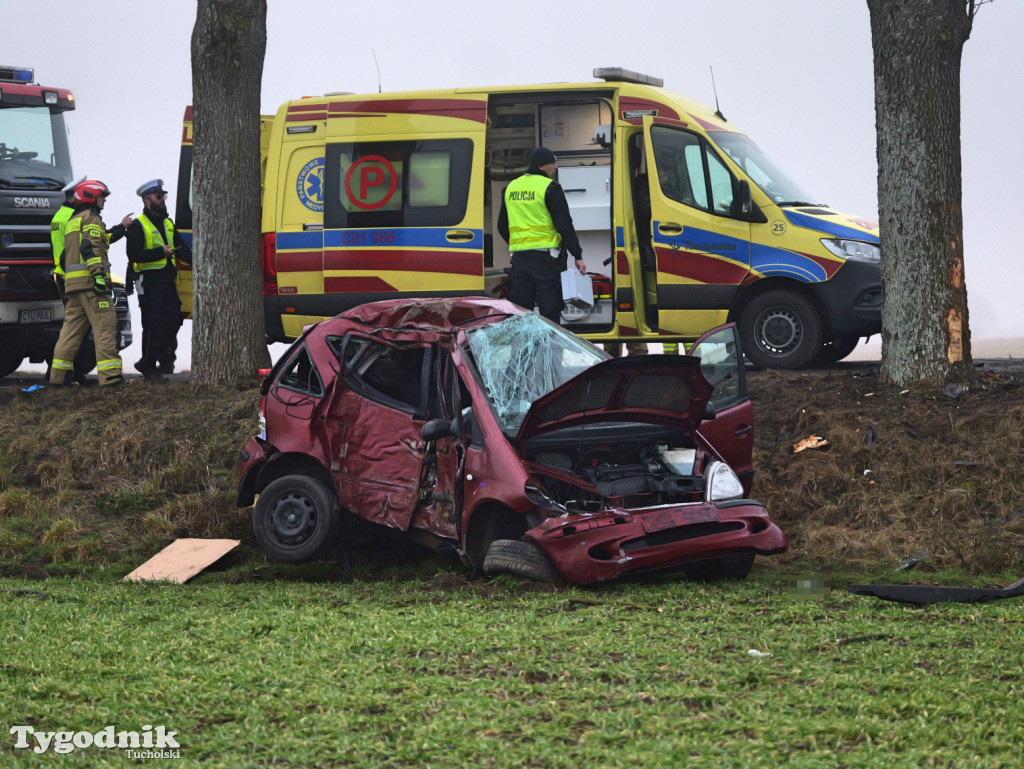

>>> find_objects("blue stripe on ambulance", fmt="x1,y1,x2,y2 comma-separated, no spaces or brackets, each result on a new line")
782,211,880,244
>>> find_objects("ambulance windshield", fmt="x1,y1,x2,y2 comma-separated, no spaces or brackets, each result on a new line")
709,131,821,207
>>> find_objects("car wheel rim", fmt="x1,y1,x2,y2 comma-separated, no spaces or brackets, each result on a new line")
270,491,317,545
757,308,801,354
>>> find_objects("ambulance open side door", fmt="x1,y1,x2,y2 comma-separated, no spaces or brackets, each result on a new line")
641,115,752,339
320,103,488,312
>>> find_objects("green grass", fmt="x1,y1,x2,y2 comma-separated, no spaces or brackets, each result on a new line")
2,567,1022,768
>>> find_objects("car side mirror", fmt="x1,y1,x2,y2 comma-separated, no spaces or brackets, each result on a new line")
735,180,767,223
703,401,717,421
422,418,458,442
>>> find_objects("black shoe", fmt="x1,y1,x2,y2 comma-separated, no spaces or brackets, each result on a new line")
155,362,174,375
134,361,164,382
72,375,98,387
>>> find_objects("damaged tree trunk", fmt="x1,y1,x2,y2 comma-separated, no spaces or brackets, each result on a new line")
190,0,269,386
867,0,978,387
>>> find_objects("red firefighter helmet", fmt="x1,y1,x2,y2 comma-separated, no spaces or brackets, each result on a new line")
73,180,110,205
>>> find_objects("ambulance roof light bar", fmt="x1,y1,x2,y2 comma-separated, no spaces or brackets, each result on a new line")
593,68,663,88
0,66,35,84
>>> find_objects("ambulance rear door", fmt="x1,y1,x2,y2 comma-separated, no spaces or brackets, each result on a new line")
321,97,487,315
642,115,751,338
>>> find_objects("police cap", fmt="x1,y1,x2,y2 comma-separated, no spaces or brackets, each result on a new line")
136,178,167,197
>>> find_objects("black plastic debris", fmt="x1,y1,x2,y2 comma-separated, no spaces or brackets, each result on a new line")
848,576,1024,605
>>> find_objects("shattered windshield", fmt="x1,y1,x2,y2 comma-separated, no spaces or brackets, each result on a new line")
463,313,605,433
0,107,73,190
708,131,819,206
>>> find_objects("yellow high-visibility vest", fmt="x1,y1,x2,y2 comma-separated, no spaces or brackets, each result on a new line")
134,214,178,271
505,174,560,252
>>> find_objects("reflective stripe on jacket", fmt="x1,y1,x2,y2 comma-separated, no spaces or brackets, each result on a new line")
505,174,560,252
134,213,177,271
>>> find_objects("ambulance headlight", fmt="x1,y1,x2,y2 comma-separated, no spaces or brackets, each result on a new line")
821,238,880,263
705,461,745,502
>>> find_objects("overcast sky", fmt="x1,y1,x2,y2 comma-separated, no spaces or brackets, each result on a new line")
8,0,1023,370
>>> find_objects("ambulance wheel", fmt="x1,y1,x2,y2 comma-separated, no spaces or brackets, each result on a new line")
253,474,338,563
813,334,861,366
483,539,561,583
739,290,822,370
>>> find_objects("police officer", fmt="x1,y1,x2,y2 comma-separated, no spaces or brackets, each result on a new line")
49,180,124,387
125,179,192,382
497,147,585,323
50,178,132,385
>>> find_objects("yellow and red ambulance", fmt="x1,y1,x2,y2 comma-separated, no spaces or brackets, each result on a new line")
177,68,881,368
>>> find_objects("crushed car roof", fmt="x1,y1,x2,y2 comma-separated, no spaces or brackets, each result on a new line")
330,297,523,333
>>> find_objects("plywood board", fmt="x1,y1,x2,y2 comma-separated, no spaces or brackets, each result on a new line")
124,538,241,584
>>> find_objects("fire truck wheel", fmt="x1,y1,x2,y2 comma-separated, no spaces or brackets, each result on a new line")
253,474,338,563
0,339,24,379
483,539,561,583
739,290,823,370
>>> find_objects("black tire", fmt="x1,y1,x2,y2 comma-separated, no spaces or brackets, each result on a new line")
682,553,755,581
483,539,561,583
739,290,823,370
253,474,338,563
0,339,23,379
812,334,861,366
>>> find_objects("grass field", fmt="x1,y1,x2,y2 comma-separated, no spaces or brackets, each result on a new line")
3,565,1023,768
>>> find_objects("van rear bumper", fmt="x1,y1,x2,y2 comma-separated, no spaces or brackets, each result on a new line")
813,260,882,338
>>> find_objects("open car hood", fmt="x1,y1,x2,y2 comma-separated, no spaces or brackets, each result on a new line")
514,354,714,452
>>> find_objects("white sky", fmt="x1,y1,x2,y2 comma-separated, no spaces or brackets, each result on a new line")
8,0,1023,370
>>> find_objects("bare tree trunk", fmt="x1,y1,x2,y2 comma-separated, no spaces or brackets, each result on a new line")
868,0,975,387
190,0,269,386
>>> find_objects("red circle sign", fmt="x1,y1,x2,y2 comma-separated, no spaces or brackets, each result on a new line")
344,155,398,210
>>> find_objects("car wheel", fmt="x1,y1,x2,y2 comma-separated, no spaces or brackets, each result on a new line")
253,474,338,563
683,553,755,581
812,334,861,366
739,290,823,370
0,336,25,379
483,539,561,583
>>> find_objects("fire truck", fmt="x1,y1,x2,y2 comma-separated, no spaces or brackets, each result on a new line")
0,65,130,378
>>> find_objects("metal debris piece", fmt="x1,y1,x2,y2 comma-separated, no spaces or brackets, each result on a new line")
896,551,929,571
943,383,964,400
793,435,829,453
848,576,1024,605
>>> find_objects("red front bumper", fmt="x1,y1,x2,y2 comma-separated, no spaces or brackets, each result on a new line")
526,500,787,584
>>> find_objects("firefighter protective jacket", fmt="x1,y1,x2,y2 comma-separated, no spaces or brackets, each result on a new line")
62,207,109,294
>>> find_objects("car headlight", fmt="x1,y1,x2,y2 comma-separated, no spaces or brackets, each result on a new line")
821,238,880,263
705,461,745,502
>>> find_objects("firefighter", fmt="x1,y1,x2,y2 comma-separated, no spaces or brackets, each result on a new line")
49,180,124,387
497,147,586,324
50,178,132,385
125,179,192,382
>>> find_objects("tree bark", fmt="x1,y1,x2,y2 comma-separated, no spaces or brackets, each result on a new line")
867,0,975,387
190,0,269,386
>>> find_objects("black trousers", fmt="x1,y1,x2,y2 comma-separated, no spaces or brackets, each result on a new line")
138,279,183,369
508,250,564,323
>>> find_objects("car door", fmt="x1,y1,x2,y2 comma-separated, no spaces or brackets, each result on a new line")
325,334,434,530
689,323,755,493
642,116,752,338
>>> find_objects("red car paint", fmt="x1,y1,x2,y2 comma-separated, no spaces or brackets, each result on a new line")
238,297,786,583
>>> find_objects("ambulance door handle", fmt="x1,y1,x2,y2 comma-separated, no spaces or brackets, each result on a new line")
445,230,475,242
658,222,683,235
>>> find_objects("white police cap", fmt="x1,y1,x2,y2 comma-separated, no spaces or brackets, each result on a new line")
136,178,167,196
62,175,87,194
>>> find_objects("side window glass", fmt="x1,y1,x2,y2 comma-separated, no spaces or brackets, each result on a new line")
324,139,472,229
706,150,735,215
278,346,324,397
651,125,704,210
688,326,745,411
342,339,429,415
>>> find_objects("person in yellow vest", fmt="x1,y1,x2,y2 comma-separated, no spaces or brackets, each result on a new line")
50,177,133,385
48,180,125,387
125,179,192,382
497,147,586,323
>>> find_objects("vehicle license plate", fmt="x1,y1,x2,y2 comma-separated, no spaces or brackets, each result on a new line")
19,308,52,323
641,506,718,534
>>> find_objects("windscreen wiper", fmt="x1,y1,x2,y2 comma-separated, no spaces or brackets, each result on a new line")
775,201,826,208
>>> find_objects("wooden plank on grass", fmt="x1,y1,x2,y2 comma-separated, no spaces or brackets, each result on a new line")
124,538,241,584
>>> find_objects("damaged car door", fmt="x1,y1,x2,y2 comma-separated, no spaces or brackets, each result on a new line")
327,334,434,530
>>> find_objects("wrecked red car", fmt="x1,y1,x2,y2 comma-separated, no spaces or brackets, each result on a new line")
237,298,787,583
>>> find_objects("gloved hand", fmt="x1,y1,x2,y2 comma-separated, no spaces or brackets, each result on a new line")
93,274,109,295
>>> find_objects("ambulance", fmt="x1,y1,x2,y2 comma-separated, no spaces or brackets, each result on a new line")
176,68,881,368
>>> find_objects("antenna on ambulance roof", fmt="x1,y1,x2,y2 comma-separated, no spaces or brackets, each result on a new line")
372,49,382,93
709,66,726,122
